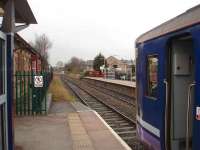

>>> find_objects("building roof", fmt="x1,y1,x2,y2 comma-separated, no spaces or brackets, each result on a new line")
1,0,37,24
121,60,134,66
106,56,119,61
14,33,41,57
1,0,37,32
136,4,200,44
15,0,37,24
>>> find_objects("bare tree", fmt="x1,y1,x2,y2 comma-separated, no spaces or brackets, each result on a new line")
31,34,52,70
65,57,85,73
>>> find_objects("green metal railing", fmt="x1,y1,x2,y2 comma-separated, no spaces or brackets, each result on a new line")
15,71,53,116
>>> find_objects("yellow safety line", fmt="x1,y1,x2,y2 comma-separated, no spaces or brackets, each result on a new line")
68,113,95,150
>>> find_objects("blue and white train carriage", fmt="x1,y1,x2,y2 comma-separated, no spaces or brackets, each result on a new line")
136,4,200,150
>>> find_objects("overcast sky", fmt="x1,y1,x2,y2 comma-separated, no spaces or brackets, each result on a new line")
19,0,200,66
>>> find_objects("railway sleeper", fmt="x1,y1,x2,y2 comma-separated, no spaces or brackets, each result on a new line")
126,141,144,149
101,114,121,118
122,136,137,144
90,106,108,109
108,122,131,127
98,111,117,114
114,126,135,132
106,119,127,124
99,114,120,118
84,99,100,102
110,125,134,130
93,108,110,112
93,109,108,112
91,107,108,110
103,117,124,122
103,116,124,120
87,103,106,107
97,113,116,116
117,131,136,137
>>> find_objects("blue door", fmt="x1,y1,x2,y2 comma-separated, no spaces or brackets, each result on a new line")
138,38,167,150
190,29,200,150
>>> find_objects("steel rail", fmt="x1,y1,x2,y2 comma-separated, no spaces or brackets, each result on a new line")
62,77,144,150
66,78,136,124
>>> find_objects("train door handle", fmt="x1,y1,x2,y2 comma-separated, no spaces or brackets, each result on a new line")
186,81,196,150
163,79,169,150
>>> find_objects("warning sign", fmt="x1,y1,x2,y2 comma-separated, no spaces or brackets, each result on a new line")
196,107,200,120
34,76,43,88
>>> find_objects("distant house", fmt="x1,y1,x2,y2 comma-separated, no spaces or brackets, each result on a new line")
121,59,135,74
106,56,135,80
106,56,127,73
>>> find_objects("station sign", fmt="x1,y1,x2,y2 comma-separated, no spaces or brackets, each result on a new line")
34,76,43,88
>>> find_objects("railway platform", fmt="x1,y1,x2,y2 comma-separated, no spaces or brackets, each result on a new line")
15,101,131,150
83,77,135,98
85,77,136,88
70,102,131,150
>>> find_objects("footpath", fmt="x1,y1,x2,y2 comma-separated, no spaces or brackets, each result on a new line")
15,101,131,150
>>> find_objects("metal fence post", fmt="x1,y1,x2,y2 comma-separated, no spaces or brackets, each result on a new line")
23,71,26,115
15,72,18,115
27,71,30,115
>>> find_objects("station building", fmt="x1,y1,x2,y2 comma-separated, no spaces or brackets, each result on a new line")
14,33,42,73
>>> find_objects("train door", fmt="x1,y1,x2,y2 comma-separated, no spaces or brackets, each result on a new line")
0,31,7,150
167,34,195,150
137,39,167,150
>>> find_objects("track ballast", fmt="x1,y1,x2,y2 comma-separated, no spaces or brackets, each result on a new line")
63,77,144,150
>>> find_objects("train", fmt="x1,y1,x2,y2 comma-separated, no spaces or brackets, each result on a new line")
136,4,200,150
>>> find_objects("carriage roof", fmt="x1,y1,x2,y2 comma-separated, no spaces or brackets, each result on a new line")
136,4,200,44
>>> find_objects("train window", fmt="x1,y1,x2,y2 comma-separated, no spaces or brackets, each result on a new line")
146,55,158,98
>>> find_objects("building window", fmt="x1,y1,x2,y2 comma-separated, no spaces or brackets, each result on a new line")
146,55,158,98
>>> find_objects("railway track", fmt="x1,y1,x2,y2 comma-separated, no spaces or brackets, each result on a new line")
63,77,144,150
64,76,136,120
82,79,134,105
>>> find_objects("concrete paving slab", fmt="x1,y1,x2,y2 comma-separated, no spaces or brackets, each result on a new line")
79,112,108,131
15,101,76,150
49,101,75,114
78,111,132,150
15,112,73,150
71,101,91,111
68,113,94,150
89,130,126,150
15,101,131,150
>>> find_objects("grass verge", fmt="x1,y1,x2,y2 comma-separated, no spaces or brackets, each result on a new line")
48,75,74,101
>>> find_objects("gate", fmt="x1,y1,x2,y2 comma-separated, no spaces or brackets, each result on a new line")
15,71,53,116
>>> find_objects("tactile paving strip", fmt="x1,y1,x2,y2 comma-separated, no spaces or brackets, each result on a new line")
68,113,95,150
